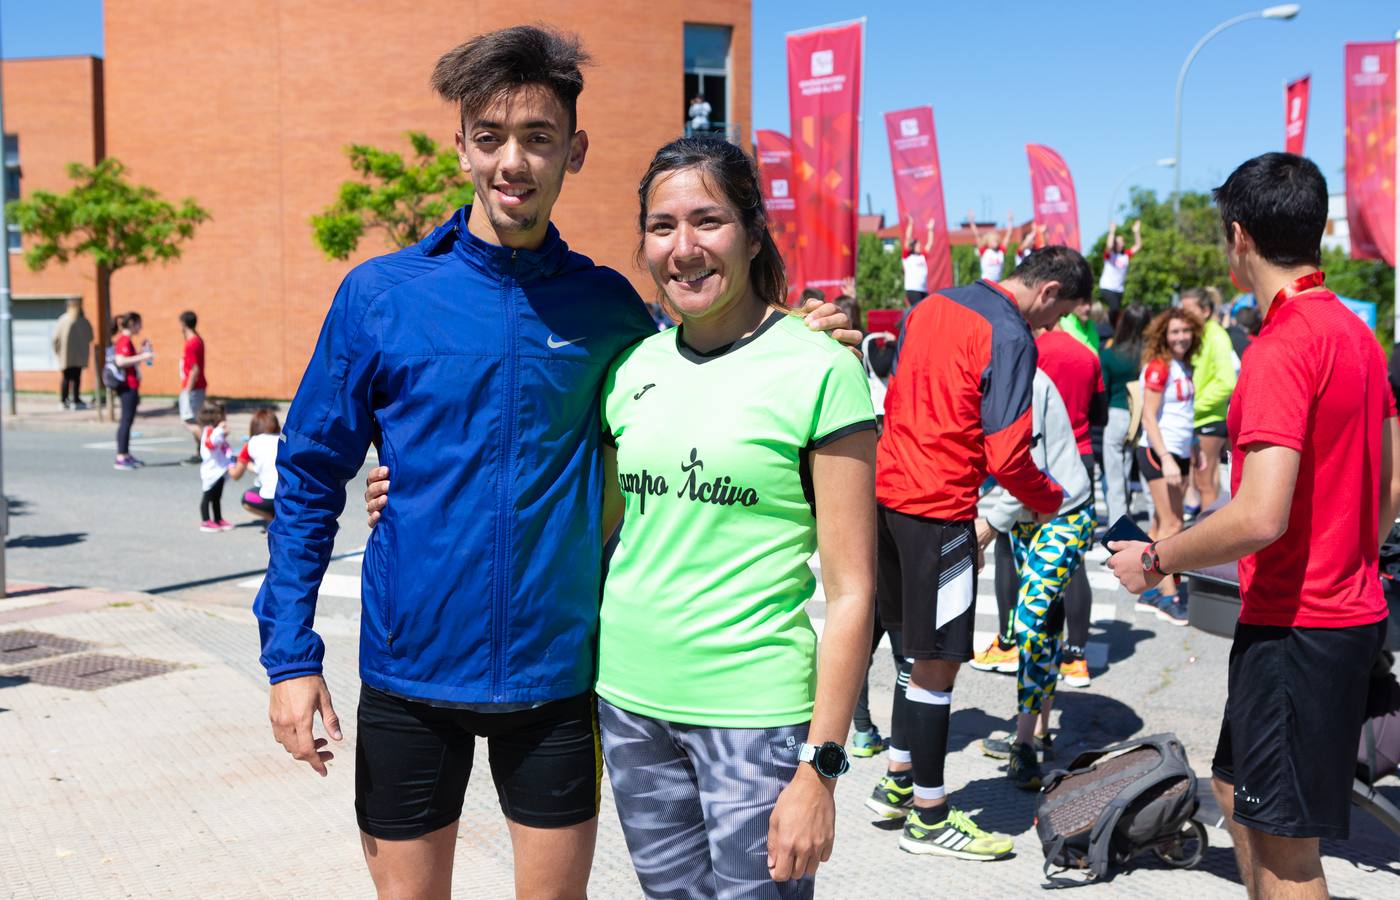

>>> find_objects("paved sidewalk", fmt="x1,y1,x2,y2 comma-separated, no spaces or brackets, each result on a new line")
3,557,1396,898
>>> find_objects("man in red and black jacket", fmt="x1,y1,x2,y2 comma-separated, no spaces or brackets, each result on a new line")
864,246,1092,859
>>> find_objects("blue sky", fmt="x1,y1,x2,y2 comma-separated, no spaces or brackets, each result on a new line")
5,1,1396,247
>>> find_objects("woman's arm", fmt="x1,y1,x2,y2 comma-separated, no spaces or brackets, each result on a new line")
602,444,624,539
1139,387,1180,485
114,351,152,367
766,429,876,882
1131,219,1143,254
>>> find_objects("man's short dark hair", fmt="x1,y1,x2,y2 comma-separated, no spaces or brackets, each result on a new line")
1012,246,1093,302
1235,305,1261,336
179,310,197,331
432,26,590,132
800,287,826,305
1213,152,1327,268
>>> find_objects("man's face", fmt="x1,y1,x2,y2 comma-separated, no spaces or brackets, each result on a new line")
1073,298,1091,323
456,85,588,248
1022,281,1078,330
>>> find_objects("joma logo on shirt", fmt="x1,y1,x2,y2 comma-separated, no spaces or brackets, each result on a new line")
617,448,759,514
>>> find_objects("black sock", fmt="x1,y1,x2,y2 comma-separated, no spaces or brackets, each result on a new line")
888,657,912,754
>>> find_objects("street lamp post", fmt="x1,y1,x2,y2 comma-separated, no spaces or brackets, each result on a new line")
1108,157,1177,227
1173,5,1301,223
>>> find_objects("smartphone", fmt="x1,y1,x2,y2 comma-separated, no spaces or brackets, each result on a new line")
1101,514,1151,553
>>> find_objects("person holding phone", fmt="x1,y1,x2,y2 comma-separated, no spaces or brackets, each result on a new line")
1134,307,1200,623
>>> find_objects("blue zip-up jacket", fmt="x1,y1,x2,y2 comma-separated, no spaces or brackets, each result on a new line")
253,206,656,704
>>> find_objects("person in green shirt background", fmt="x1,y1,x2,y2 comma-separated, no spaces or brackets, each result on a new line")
598,137,877,899
1059,296,1100,352
1181,287,1237,516
1099,303,1152,531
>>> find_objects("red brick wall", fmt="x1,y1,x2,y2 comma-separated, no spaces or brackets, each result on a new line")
3,56,104,393
104,1,752,399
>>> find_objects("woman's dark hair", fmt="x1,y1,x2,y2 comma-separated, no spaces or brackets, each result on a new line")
431,26,590,132
196,399,226,429
249,408,282,437
636,136,788,312
1112,302,1152,361
834,294,861,333
1235,306,1261,336
119,312,141,330
1141,307,1202,365
1213,152,1326,268
179,310,198,331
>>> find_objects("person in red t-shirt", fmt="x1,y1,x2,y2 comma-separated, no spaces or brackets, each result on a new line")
1107,153,1399,899
110,311,154,471
178,311,209,463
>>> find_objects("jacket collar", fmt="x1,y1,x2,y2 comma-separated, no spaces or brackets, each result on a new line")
419,205,569,281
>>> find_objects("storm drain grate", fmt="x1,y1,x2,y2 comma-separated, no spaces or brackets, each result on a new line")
0,630,95,665
4,653,185,691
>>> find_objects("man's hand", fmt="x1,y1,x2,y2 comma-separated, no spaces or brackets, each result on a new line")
1161,455,1182,488
767,767,835,882
973,518,996,573
269,674,342,776
365,466,390,527
1105,540,1164,595
798,298,861,352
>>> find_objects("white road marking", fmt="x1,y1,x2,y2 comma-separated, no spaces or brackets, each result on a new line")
81,436,188,450
237,571,362,600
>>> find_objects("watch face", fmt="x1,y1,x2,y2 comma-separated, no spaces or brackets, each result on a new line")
1141,549,1154,572
815,742,848,777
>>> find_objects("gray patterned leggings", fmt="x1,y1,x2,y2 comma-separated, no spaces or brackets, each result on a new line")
599,699,815,900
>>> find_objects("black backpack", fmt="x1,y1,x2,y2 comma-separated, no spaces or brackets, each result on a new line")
1035,733,1206,887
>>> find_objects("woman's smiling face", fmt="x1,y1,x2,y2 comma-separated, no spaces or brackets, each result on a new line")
642,167,758,322
1167,317,1194,359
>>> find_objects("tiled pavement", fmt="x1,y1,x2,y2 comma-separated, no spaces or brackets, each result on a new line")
2,549,1398,898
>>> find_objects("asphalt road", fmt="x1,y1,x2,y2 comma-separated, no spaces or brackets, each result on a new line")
3,415,375,598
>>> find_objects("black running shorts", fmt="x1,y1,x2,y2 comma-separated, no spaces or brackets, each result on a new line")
876,505,977,661
1135,445,1190,483
355,686,601,839
1211,619,1387,839
1194,420,1229,439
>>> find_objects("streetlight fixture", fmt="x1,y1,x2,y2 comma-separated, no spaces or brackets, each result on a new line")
1172,5,1302,222
1108,157,1177,228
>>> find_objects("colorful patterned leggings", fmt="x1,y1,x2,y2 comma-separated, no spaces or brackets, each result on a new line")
1008,509,1095,716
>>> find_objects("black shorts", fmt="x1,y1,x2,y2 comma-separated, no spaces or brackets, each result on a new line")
1099,288,1123,313
241,490,275,514
905,289,928,305
1212,619,1387,839
355,685,601,839
876,505,976,661
1195,421,1229,439
1135,446,1189,483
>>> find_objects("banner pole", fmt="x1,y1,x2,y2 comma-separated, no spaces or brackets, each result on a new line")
856,17,866,292
1393,31,1399,343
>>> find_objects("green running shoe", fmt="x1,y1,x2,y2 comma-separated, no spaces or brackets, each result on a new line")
850,727,888,758
863,773,914,818
899,806,1014,861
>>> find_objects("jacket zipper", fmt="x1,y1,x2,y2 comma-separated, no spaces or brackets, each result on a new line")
491,251,520,701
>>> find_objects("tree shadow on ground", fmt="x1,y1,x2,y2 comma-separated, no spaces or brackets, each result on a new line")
0,675,30,691
5,532,88,550
948,707,1014,755
1049,692,1145,759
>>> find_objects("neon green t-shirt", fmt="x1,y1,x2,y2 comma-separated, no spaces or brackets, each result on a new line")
597,312,876,727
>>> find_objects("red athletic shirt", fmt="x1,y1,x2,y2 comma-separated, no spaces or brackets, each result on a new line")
113,334,140,389
1036,330,1103,456
181,335,207,391
1228,286,1394,628
877,280,1062,520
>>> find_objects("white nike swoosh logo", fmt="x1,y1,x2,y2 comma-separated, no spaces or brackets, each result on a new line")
547,335,586,349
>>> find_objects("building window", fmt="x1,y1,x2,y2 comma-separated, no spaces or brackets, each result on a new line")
684,24,734,143
4,134,18,253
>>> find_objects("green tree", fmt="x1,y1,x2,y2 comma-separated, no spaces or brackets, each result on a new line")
952,244,979,286
311,132,474,260
7,156,209,365
1091,188,1230,309
856,233,903,314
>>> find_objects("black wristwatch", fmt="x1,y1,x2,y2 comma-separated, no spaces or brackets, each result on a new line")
798,741,850,779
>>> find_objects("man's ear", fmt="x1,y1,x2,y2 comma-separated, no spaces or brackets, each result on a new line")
1231,221,1254,256
567,130,589,175
1038,280,1062,307
455,131,469,173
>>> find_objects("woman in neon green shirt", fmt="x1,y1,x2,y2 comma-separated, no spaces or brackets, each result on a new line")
591,138,876,898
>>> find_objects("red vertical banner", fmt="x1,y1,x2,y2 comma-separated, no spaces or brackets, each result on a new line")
1026,144,1080,251
1284,75,1310,155
755,130,804,302
1346,43,1396,264
884,106,952,291
786,21,863,292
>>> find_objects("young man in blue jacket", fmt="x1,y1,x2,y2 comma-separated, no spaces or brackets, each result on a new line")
255,26,854,898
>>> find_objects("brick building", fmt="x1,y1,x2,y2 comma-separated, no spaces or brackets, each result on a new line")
4,56,105,394
9,1,751,399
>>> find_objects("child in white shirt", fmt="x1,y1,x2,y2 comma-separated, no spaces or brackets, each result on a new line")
198,400,233,532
